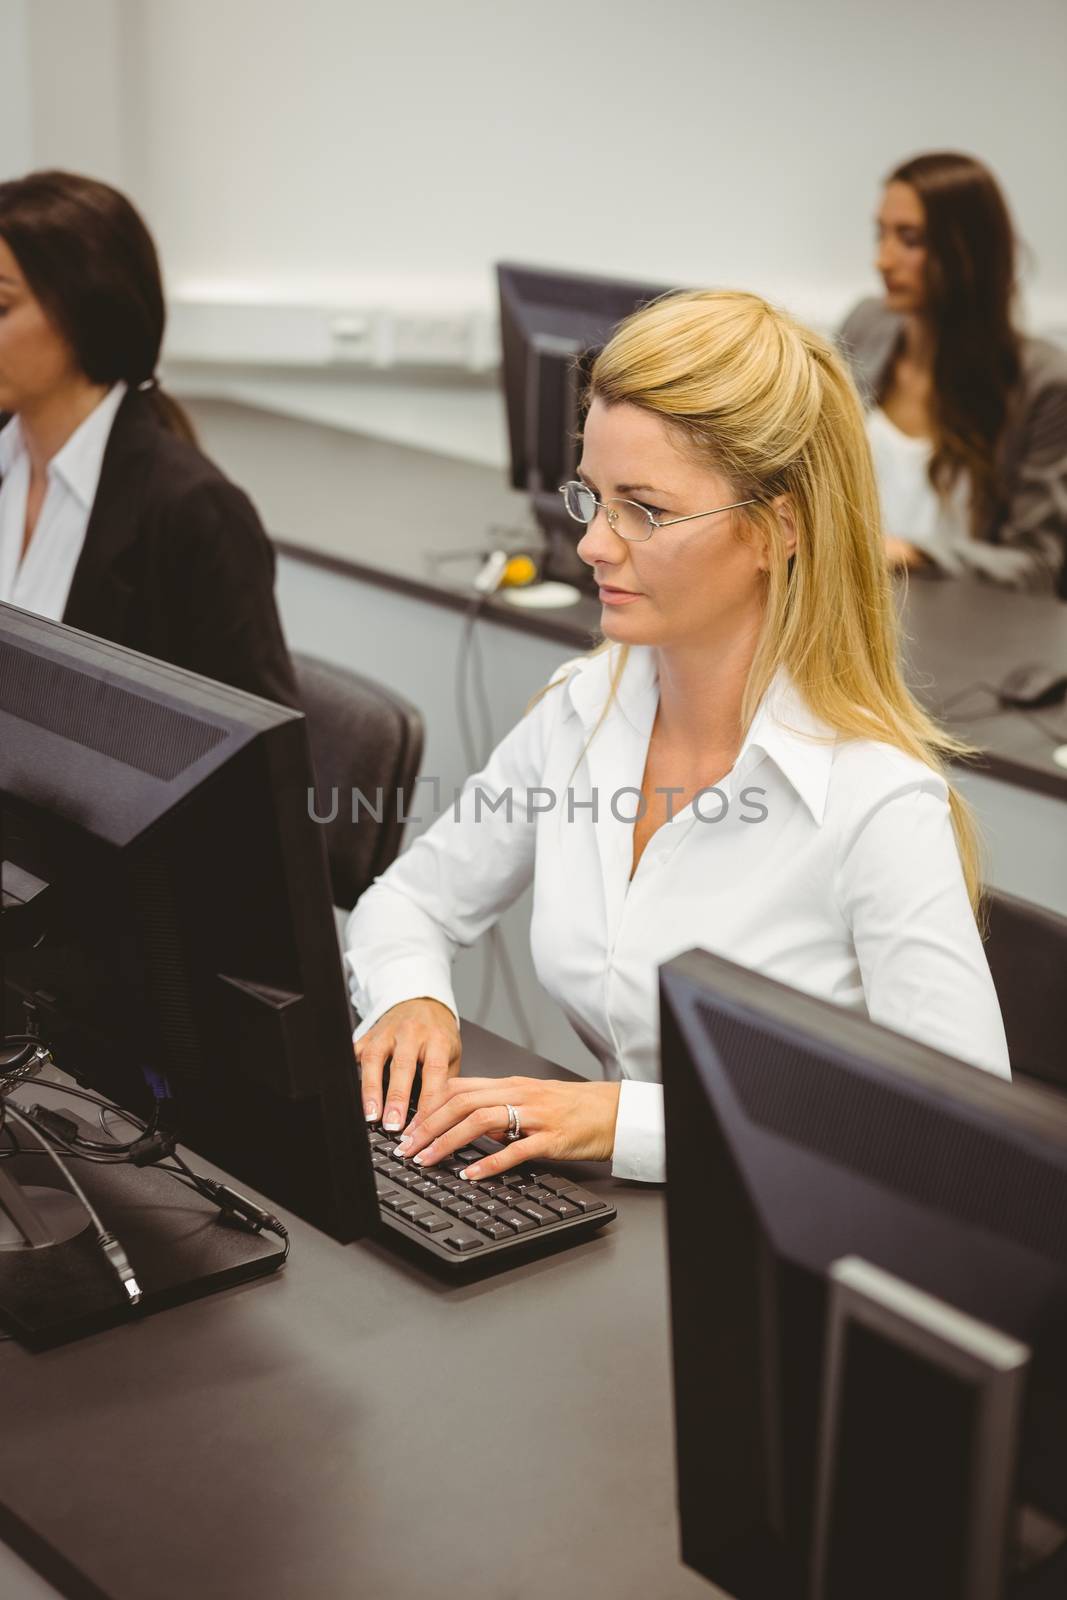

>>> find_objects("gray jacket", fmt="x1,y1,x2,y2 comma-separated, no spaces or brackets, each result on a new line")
837,297,1067,596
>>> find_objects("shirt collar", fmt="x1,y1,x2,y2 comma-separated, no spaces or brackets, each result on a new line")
0,413,25,477
732,667,836,825
48,382,127,508
564,644,836,825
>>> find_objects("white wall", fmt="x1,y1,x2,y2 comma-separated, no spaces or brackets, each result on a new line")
0,0,33,178
12,0,1067,460
103,0,1067,327
20,0,127,185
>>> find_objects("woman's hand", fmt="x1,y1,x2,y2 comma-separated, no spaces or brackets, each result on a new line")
391,1075,622,1181
354,998,461,1129
885,536,931,570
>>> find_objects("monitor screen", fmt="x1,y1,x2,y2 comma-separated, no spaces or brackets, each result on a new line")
659,947,1067,1599
496,262,673,586
0,603,375,1244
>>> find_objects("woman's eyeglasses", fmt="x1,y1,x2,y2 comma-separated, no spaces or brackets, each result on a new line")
558,479,758,543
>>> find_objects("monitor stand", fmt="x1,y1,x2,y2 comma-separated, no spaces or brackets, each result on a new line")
532,495,598,594
810,1255,1043,1600
0,1112,285,1349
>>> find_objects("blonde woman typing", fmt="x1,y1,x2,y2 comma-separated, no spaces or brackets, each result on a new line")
345,291,1009,1186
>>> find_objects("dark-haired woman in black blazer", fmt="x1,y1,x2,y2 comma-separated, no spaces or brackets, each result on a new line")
0,169,298,705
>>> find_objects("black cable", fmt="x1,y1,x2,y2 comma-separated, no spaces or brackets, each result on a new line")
7,1078,290,1262
1,1099,142,1306
454,592,489,775
454,586,538,1048
454,591,497,1027
467,608,495,762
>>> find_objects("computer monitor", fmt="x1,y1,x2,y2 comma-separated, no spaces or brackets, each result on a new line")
659,948,1067,1600
496,262,673,588
0,604,376,1261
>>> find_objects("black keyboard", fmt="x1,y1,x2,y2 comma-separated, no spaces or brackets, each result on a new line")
368,1124,617,1264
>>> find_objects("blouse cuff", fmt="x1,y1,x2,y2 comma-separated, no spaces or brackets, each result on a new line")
346,957,460,1041
611,1079,666,1184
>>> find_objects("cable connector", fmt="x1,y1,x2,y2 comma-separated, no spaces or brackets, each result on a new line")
127,1131,176,1167
196,1177,288,1241
97,1231,142,1306
26,1105,80,1144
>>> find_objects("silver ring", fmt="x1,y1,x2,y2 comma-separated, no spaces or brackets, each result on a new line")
504,1103,522,1142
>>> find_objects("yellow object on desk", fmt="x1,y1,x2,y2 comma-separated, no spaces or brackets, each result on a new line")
500,555,539,588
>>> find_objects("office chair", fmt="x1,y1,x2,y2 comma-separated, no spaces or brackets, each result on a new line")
984,886,1067,1093
293,653,424,912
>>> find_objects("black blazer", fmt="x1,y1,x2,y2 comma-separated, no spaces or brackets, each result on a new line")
1,389,300,707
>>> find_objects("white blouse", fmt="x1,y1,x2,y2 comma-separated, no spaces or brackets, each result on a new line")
344,646,1010,1184
0,382,127,620
866,406,971,574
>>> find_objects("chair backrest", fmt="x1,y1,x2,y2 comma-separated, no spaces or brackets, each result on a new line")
294,653,424,912
984,887,1067,1093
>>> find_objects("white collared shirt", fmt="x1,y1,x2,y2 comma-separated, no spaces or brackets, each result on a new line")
867,407,971,574
344,646,1010,1183
0,382,127,619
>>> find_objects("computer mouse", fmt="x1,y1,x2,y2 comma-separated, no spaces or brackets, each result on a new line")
996,662,1067,710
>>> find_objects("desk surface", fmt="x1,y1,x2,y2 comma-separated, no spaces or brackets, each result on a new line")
181,400,1067,803
0,1024,713,1600
899,578,1067,801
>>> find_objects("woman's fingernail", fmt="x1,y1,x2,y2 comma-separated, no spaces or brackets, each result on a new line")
459,1166,479,1180
394,1135,412,1154
383,1111,402,1131
364,1102,379,1123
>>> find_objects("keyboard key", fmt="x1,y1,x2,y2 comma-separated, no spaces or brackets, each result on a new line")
496,1208,538,1234
541,1197,580,1219
523,1185,554,1205
445,1230,484,1253
444,1200,477,1219
380,1193,411,1213
456,1147,485,1164
562,1186,606,1214
475,1199,510,1216
506,1172,533,1190
538,1176,576,1195
415,1213,452,1233
453,1186,481,1205
434,1174,463,1192
410,1179,440,1198
393,1170,422,1189
476,1220,515,1241
513,1202,554,1226
404,1206,435,1223
465,1210,491,1228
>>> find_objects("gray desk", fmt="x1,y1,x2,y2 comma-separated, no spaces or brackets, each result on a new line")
900,578,1067,802
186,398,1067,804
0,1024,714,1600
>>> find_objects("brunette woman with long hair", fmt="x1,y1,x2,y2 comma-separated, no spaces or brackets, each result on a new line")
0,169,298,704
839,152,1067,595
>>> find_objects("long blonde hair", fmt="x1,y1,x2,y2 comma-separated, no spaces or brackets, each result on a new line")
548,289,986,913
